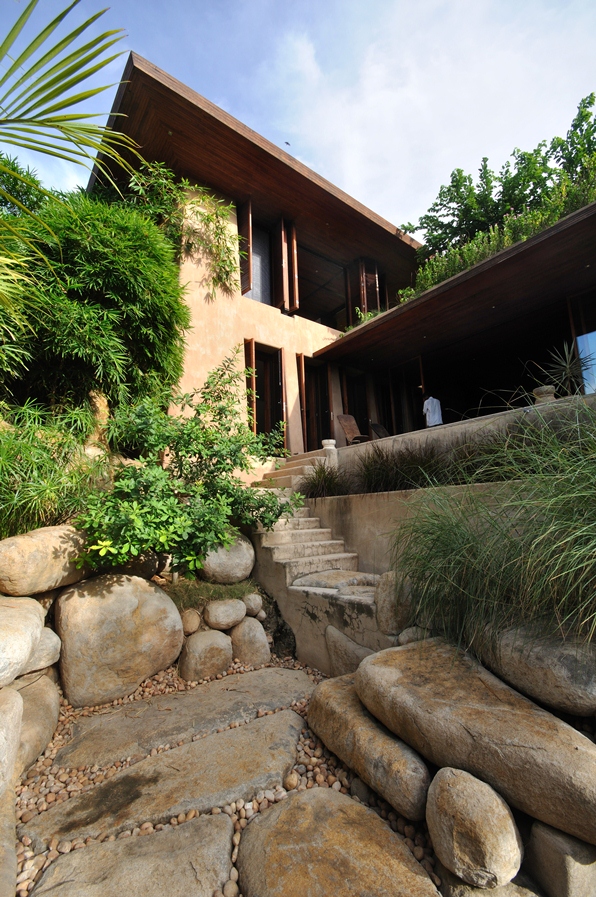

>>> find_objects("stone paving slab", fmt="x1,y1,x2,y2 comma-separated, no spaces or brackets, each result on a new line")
32,814,233,897
21,710,303,851
237,788,439,897
55,668,313,769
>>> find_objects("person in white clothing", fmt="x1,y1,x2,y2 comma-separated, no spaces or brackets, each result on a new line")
422,393,443,427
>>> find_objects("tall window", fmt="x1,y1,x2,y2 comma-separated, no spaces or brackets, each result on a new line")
246,227,272,305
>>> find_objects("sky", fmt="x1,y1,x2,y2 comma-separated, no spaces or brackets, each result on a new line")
3,0,596,229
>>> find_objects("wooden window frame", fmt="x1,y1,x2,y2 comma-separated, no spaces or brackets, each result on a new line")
238,200,252,295
244,338,256,434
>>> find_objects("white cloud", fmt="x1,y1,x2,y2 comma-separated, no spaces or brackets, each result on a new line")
260,0,596,226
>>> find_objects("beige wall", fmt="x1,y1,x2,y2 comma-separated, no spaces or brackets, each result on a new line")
178,203,340,455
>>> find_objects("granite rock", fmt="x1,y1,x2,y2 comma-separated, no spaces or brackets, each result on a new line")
0,525,87,596
200,534,255,584
178,630,232,681
229,617,270,666
325,625,373,676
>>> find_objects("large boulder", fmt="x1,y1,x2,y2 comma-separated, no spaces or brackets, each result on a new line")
0,597,45,686
200,533,255,584
524,821,596,897
20,627,61,676
481,628,596,716
0,525,87,596
426,767,523,888
308,675,429,820
355,640,596,845
229,617,270,666
11,675,60,776
55,574,184,707
325,625,373,676
0,687,22,795
178,630,232,681
203,598,246,630
236,788,440,897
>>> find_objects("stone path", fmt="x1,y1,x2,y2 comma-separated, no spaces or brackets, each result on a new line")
13,661,444,897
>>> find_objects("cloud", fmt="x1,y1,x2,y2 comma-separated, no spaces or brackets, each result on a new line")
259,0,596,226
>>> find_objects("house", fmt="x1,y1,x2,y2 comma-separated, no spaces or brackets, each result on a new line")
95,53,418,453
98,55,596,450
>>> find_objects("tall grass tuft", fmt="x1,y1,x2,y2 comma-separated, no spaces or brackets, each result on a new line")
299,461,354,498
393,403,596,650
0,402,107,539
354,442,448,493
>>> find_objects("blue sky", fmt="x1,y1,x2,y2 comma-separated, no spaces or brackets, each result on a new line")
4,0,596,227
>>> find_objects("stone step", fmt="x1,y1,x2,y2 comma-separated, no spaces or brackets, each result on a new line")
21,710,303,852
269,540,347,562
255,474,305,489
285,448,326,464
255,515,320,533
32,814,233,897
288,584,377,607
53,668,314,770
279,552,359,584
283,456,321,471
292,571,380,589
258,528,333,547
263,464,314,481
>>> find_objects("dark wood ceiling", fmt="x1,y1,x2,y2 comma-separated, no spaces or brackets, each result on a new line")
95,53,419,294
315,201,596,368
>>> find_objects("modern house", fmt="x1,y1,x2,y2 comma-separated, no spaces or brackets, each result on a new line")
97,55,596,450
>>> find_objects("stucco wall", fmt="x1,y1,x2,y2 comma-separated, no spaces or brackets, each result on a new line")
178,202,340,455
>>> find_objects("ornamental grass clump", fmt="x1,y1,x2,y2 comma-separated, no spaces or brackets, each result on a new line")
393,402,596,651
299,461,354,498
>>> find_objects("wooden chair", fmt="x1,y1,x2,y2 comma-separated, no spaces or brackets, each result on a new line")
371,422,391,439
337,414,370,445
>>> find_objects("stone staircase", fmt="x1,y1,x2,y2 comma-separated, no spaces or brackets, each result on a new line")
251,483,396,676
253,447,325,490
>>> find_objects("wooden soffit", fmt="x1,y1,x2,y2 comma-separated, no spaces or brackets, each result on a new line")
93,53,419,288
315,201,596,368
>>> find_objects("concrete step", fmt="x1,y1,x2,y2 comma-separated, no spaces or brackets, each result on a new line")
285,449,326,465
258,528,333,547
255,474,305,489
263,465,314,483
279,552,359,585
269,540,347,562
283,456,321,471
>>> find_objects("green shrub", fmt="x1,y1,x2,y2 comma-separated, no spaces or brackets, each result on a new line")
77,350,301,573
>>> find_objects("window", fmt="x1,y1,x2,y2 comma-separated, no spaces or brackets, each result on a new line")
246,227,272,305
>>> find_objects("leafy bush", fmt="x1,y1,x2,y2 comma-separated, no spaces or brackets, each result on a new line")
77,351,301,573
393,403,596,649
0,402,106,539
9,190,190,407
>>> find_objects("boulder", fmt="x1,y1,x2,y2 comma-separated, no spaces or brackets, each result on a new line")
203,599,246,630
55,574,184,708
34,588,62,613
0,525,88,596
325,626,373,676
180,607,201,635
355,640,596,845
398,626,431,645
229,617,270,666
114,551,160,580
20,627,61,676
242,593,263,616
236,788,440,897
32,813,233,897
436,863,545,896
375,571,411,635
200,534,255,584
0,597,45,686
525,821,596,897
481,628,596,716
178,630,232,681
0,687,22,795
0,786,17,897
308,675,429,820
12,675,60,776
426,767,523,888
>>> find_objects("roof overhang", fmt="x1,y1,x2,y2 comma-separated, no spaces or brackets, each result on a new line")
92,53,419,289
315,201,596,368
